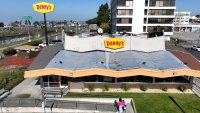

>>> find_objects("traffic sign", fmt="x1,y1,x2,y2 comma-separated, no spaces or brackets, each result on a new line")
23,16,32,20
33,2,55,13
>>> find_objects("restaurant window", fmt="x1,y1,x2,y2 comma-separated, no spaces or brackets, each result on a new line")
135,76,153,83
61,76,68,86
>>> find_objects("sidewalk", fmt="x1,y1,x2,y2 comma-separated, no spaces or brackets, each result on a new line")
0,98,135,113
8,77,42,98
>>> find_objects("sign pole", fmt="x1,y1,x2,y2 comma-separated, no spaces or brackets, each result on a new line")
33,1,55,46
44,13,49,46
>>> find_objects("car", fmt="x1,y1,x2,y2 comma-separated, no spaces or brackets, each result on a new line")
38,43,55,48
191,45,200,51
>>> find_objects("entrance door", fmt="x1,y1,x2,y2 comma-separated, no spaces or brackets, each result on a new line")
43,75,60,87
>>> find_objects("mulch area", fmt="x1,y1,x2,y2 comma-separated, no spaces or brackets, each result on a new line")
169,50,200,70
0,56,35,69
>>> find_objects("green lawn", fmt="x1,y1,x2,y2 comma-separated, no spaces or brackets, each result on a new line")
64,93,200,113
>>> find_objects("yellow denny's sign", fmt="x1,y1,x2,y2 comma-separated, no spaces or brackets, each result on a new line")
104,38,125,50
33,2,55,13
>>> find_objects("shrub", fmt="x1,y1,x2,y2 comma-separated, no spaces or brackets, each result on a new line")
121,84,132,91
101,84,109,92
140,85,148,91
0,71,24,90
161,86,168,92
3,47,17,56
88,84,95,91
24,39,43,46
178,85,188,92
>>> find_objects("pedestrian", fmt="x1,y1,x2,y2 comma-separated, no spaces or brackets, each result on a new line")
118,98,123,113
114,100,119,113
122,100,127,113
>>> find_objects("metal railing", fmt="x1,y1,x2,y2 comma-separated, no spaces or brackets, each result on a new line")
0,98,116,113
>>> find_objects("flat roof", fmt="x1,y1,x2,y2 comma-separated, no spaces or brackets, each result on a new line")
46,50,187,71
15,45,38,51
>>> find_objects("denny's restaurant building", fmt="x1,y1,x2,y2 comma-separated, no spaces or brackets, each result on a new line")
25,35,200,90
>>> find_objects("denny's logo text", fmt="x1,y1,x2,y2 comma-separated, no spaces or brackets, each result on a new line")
33,2,55,13
104,38,125,50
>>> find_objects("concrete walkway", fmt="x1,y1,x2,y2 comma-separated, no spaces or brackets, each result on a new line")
0,98,135,113
52,98,135,113
9,77,42,98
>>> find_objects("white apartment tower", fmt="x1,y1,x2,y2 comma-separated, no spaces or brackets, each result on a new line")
173,12,190,32
174,12,190,26
111,0,176,35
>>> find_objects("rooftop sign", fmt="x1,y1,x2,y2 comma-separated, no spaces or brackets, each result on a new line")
33,2,55,13
104,38,125,50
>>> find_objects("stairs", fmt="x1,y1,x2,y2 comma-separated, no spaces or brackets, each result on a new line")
192,77,200,97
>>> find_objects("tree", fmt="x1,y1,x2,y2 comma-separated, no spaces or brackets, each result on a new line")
196,15,200,18
33,21,40,27
86,17,97,24
97,3,110,26
100,23,109,32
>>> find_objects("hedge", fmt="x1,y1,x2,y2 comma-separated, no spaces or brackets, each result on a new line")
3,47,17,56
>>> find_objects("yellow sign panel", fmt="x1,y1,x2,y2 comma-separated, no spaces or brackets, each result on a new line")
33,2,55,13
104,38,125,50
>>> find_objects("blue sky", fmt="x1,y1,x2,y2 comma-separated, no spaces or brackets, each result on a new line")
0,0,199,24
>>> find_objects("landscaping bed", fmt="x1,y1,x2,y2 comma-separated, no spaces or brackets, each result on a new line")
0,70,24,90
64,93,200,113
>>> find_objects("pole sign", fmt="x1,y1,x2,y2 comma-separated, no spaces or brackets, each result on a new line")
33,2,55,13
23,16,32,20
104,38,125,50
33,2,55,46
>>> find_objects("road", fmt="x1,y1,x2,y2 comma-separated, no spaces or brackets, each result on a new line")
166,43,200,61
0,33,61,51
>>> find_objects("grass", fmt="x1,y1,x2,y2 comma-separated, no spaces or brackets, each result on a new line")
64,93,200,113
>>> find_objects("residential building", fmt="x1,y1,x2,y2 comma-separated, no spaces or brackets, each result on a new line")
173,12,200,32
111,0,176,36
190,16,200,23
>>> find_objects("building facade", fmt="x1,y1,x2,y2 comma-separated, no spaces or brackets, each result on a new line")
173,12,200,32
111,0,176,36
25,34,200,91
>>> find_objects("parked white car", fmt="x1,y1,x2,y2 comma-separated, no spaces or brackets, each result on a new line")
191,45,200,51
38,43,55,48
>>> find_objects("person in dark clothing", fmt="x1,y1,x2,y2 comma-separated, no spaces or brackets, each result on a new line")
114,100,119,112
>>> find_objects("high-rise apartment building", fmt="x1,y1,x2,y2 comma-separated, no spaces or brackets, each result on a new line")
111,0,176,35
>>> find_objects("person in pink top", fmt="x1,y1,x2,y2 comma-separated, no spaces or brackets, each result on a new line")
118,98,123,113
